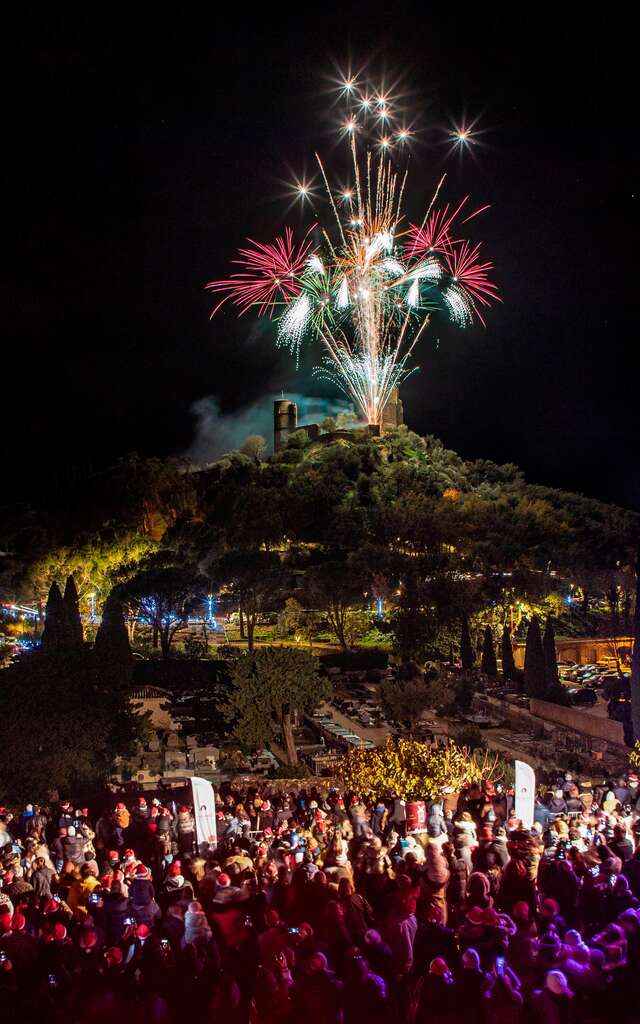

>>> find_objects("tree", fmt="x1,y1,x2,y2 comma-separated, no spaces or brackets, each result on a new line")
501,625,517,682
240,435,266,462
120,567,205,658
460,616,475,671
524,616,546,699
543,617,559,691
41,581,67,653
94,590,132,688
0,646,148,803
380,668,447,735
481,626,497,678
217,550,283,651
225,647,329,765
63,575,84,646
277,597,304,638
305,561,364,653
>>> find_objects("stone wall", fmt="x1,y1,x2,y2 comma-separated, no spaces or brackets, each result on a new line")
529,697,626,748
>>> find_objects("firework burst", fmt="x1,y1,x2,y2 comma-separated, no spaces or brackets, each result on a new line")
208,76,500,425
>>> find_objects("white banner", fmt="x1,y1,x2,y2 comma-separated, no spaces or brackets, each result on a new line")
190,776,218,855
515,760,535,828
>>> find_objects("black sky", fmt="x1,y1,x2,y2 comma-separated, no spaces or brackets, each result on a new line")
4,9,639,508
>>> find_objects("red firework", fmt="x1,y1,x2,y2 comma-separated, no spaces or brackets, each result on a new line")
444,240,501,325
207,227,316,317
405,198,492,261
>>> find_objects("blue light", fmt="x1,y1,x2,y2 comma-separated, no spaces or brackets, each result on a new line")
376,596,383,618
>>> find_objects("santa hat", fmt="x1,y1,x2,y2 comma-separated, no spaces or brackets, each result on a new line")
79,929,98,949
0,912,12,933
466,907,484,926
116,802,126,810
540,897,560,918
124,849,135,859
138,797,147,804
136,923,150,938
179,805,189,813
217,873,231,888
135,864,150,878
108,850,119,861
167,862,182,877
11,913,26,932
429,957,450,976
263,826,273,837
53,923,67,941
512,902,530,922
105,946,123,966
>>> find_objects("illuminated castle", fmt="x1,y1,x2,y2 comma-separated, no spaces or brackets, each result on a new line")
273,388,404,451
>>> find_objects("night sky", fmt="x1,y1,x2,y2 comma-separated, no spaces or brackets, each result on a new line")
4,10,639,508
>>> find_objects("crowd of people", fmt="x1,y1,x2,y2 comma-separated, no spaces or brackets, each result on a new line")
2,770,640,1022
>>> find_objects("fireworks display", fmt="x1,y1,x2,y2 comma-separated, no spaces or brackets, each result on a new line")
207,72,500,425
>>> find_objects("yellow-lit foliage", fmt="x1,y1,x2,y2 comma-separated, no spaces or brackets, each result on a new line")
336,737,503,801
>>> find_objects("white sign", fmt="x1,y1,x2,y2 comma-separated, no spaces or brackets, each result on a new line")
190,776,218,854
514,760,535,828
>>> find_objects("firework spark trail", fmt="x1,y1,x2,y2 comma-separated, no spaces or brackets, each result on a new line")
208,79,500,425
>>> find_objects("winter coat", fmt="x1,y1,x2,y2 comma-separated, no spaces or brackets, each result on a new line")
61,834,85,865
184,907,213,946
30,866,55,898
101,891,130,945
176,810,195,835
113,807,130,829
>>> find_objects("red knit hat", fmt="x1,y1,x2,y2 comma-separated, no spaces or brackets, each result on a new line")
79,929,98,949
512,901,530,922
179,805,189,813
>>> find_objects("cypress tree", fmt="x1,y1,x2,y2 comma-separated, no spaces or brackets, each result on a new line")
543,616,560,692
94,591,133,688
501,625,517,682
481,625,498,677
63,575,84,645
524,616,546,698
460,616,475,671
41,581,66,652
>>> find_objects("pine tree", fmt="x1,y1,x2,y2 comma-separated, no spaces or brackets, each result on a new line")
94,591,132,688
41,581,66,653
63,575,84,646
543,617,560,691
501,625,517,682
481,626,497,677
460,616,475,671
524,616,546,698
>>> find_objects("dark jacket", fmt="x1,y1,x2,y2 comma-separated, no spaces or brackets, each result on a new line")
61,834,85,866
101,891,130,945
